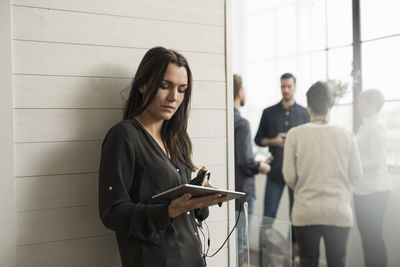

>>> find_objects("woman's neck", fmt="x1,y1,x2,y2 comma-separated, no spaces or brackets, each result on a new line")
310,114,327,125
134,112,163,138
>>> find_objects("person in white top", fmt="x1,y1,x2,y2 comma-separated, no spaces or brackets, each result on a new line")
282,81,362,267
353,89,392,267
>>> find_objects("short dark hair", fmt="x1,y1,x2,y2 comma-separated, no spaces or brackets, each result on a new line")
306,81,333,115
233,74,242,100
280,73,296,84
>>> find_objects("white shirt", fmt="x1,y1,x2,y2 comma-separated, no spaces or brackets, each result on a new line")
353,114,393,195
283,123,362,227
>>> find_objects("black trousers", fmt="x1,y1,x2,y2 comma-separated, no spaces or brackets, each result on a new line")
294,225,350,267
354,192,390,267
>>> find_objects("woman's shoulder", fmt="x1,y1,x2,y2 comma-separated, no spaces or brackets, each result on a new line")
104,119,143,142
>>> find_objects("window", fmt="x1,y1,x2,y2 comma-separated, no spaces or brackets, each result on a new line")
232,0,400,171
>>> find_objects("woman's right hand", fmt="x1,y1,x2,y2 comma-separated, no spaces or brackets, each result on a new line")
168,193,225,218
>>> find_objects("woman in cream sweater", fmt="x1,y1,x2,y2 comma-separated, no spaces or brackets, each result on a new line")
282,81,362,267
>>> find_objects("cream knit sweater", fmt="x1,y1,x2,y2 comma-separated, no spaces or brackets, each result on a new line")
283,123,362,227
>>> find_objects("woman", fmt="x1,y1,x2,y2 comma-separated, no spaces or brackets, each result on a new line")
353,89,392,267
282,81,362,267
98,46,224,267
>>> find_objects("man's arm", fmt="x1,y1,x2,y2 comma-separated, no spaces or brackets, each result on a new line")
236,120,262,176
254,109,286,147
260,133,286,147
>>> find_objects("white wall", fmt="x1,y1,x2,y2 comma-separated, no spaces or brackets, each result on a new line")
10,0,233,266
0,1,16,266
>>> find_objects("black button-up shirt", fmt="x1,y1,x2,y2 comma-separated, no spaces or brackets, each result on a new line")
255,101,309,183
99,119,208,267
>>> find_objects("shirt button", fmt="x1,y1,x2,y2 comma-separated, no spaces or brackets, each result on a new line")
108,186,113,190
286,111,290,116
285,121,289,126
176,169,180,173
195,232,198,236
187,211,190,215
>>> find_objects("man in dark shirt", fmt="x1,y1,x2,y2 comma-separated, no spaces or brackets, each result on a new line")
254,73,309,251
234,74,271,214
234,74,271,264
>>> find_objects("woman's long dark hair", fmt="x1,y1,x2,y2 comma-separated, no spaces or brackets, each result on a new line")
124,46,195,171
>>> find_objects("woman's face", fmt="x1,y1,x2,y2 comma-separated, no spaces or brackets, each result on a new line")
144,63,188,122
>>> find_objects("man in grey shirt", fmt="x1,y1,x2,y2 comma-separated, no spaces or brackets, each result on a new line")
234,74,271,213
234,74,271,264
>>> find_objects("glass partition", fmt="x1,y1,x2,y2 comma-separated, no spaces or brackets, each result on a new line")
236,211,292,267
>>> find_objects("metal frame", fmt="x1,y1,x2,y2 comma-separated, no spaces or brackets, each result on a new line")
352,0,363,131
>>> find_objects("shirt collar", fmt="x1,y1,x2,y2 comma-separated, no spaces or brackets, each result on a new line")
279,100,297,111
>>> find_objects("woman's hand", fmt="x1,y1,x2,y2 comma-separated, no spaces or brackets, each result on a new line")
168,193,226,218
197,166,215,188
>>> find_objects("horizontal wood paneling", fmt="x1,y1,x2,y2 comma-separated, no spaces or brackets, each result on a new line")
192,137,227,166
207,220,229,251
14,109,121,142
17,205,110,245
14,109,225,142
188,110,226,138
16,173,98,211
13,75,226,109
16,165,227,212
17,235,120,267
13,75,225,109
206,247,228,265
17,205,227,249
12,0,224,26
13,41,226,81
207,205,229,224
14,141,102,177
191,81,226,109
13,6,224,54
15,138,225,177
12,0,228,265
13,75,129,108
16,222,227,267
14,109,119,142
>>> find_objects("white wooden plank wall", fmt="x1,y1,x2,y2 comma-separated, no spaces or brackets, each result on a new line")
11,1,229,266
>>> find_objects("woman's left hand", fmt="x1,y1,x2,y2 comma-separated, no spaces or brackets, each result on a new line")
197,166,214,188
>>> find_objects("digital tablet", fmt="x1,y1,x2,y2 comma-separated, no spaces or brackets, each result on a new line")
152,184,246,202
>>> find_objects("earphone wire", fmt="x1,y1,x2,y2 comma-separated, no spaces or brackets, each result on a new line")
204,202,243,258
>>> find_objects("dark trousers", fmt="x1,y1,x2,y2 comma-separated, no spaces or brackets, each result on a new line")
263,178,296,242
354,192,390,267
294,225,350,267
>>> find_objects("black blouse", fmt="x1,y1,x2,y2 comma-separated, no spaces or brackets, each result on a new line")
98,119,208,267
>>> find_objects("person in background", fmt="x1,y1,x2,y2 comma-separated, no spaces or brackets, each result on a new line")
283,81,362,267
98,46,224,267
254,73,309,256
234,74,271,265
234,74,271,213
353,89,392,267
